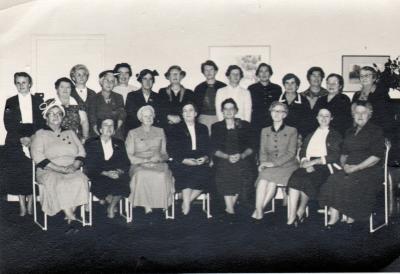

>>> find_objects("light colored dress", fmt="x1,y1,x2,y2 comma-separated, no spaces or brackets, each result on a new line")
30,126,89,216
125,126,174,209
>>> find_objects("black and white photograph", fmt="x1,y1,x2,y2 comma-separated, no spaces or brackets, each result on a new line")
0,0,400,273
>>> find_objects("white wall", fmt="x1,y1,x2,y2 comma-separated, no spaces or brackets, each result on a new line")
0,0,399,144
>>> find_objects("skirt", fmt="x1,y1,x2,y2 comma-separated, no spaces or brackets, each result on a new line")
256,163,298,187
287,165,330,199
129,163,175,209
90,174,130,199
318,165,383,221
36,168,89,216
170,163,210,192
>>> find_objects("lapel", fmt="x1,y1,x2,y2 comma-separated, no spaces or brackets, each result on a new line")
14,96,22,122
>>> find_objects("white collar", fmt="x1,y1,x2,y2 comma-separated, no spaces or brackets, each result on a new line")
278,92,302,104
18,93,32,100
55,96,78,106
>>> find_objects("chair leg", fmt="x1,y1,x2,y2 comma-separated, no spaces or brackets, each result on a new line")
165,195,175,219
33,184,47,231
324,206,328,227
264,198,275,214
206,193,212,218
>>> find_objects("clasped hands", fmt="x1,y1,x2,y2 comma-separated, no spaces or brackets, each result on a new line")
102,169,124,179
343,164,359,174
300,159,316,173
258,161,275,172
182,156,209,166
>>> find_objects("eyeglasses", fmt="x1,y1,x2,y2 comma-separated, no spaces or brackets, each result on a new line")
271,109,286,114
48,112,63,117
359,73,373,79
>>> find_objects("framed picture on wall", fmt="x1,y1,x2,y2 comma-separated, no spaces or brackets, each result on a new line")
209,45,271,88
342,55,389,92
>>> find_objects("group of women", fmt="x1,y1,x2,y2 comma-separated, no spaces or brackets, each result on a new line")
2,60,391,229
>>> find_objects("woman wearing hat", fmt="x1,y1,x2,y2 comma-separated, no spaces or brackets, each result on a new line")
3,72,44,216
158,65,195,131
30,99,89,222
88,70,126,139
125,69,161,132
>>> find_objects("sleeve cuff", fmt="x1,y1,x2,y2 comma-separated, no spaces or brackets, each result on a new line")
75,156,85,162
37,159,50,169
300,157,308,164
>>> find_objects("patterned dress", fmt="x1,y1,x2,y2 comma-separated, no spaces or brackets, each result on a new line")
30,126,89,216
125,126,174,209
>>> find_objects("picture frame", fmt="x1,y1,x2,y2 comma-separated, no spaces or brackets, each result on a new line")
209,45,271,88
342,55,389,92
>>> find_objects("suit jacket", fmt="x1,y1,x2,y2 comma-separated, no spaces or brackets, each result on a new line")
70,87,97,111
167,122,210,163
193,80,226,114
3,93,45,145
158,86,195,127
299,128,342,164
84,137,130,179
125,89,160,131
259,125,298,167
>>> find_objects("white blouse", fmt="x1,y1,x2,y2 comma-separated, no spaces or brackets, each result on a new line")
101,138,114,160
18,93,33,123
76,87,88,102
187,123,197,150
215,84,252,122
305,128,329,164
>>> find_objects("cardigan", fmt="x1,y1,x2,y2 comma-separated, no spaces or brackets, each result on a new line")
193,80,227,115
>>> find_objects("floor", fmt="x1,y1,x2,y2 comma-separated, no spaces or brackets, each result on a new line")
0,197,399,273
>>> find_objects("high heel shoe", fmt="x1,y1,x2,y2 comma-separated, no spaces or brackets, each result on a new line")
287,217,298,228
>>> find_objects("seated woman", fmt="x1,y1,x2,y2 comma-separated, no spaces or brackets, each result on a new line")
211,98,255,215
319,102,385,226
252,101,298,220
286,108,342,226
54,77,89,143
84,118,131,218
30,99,89,222
167,102,210,215
125,105,174,214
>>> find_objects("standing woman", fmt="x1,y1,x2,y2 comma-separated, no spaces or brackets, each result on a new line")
85,118,131,218
319,102,385,226
126,105,174,214
351,66,393,137
54,77,89,143
113,62,139,104
278,73,313,140
88,70,126,139
3,72,44,216
69,64,96,109
286,108,342,226
125,69,160,131
314,74,352,136
252,101,298,220
167,102,210,215
211,98,255,215
215,65,252,122
158,65,195,130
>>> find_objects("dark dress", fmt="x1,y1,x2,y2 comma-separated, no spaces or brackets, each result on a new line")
278,93,313,139
125,89,160,132
211,119,256,197
3,93,44,195
88,91,126,139
194,80,226,115
249,81,282,132
313,94,352,137
84,137,130,199
70,87,96,111
61,104,85,139
318,122,385,220
287,128,342,199
352,83,393,138
158,86,195,130
167,122,210,191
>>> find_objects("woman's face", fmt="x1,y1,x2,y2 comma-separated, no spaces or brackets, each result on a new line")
117,67,131,85
284,78,299,94
168,68,183,85
317,109,332,127
57,81,72,100
141,73,154,90
100,119,115,137
359,69,376,87
73,69,88,85
228,69,242,85
15,76,31,94
270,104,287,122
309,71,323,87
101,74,116,92
222,102,238,120
46,106,64,126
353,105,371,127
326,76,341,95
140,109,154,126
203,65,217,81
257,66,271,82
182,104,197,123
